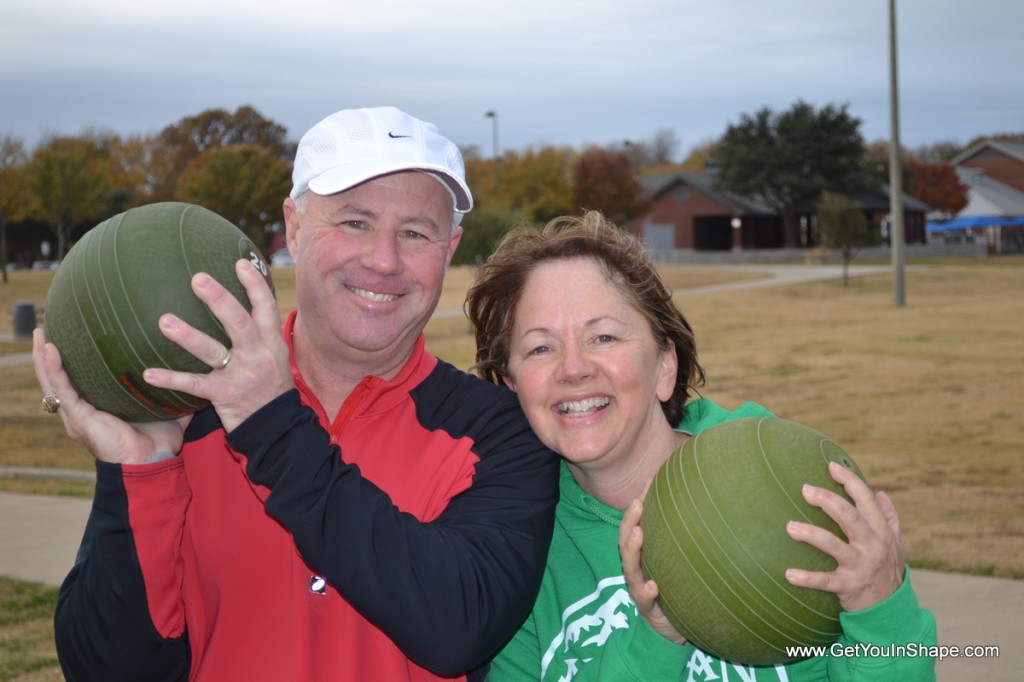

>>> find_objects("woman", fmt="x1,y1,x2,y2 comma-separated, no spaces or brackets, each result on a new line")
465,211,936,681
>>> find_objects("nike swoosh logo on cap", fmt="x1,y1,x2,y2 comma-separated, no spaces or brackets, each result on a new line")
388,132,411,138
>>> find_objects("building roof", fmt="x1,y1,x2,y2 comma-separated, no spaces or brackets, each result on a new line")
638,172,775,215
956,167,1024,217
951,139,1024,166
641,171,929,216
850,188,933,213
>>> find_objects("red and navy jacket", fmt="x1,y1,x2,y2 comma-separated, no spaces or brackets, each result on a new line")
54,314,559,681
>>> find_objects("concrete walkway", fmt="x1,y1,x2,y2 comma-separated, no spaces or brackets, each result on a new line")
393,263,902,321
0,350,32,367
0,489,1018,681
669,263,901,295
0,491,89,587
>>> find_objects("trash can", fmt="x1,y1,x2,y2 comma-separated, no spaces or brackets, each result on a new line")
13,301,37,338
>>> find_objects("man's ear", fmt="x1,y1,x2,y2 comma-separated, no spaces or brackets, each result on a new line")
283,197,301,254
444,225,463,271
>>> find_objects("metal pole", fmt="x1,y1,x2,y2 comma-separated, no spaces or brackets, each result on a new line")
888,0,906,306
485,111,500,194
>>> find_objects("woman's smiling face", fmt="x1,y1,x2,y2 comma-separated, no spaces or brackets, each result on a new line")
503,257,677,472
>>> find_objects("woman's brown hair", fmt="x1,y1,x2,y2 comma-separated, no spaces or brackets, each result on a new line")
464,210,705,426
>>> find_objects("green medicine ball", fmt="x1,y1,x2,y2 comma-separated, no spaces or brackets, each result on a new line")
44,202,274,422
640,417,865,665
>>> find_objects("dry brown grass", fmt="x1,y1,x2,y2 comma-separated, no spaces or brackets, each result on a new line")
2,260,1022,579
0,266,299,475
674,263,1024,579
0,271,55,336
389,260,1024,580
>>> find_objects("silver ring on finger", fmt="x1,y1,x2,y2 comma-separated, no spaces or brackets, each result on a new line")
41,394,61,414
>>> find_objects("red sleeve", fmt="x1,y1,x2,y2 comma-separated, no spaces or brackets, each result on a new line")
122,457,191,638
54,460,191,681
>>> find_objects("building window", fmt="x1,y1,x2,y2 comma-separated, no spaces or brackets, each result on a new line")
674,186,689,203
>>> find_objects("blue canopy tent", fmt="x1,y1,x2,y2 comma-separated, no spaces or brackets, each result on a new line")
927,215,1024,233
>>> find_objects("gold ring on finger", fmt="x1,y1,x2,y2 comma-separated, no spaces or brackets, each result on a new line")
214,350,232,371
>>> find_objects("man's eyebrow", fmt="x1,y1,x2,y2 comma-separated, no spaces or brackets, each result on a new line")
325,204,376,220
324,205,441,232
399,214,444,233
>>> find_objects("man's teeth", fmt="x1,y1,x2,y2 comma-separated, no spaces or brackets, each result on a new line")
350,286,398,302
557,397,610,415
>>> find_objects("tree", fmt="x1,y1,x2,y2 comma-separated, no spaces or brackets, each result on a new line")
483,146,576,223
74,128,150,215
463,145,499,208
862,139,894,190
623,128,681,168
680,140,717,172
714,100,868,247
0,135,39,282
110,133,182,206
461,145,575,262
30,135,113,259
905,158,968,215
571,147,647,223
964,131,1024,150
815,192,879,286
175,145,292,248
647,128,681,166
455,204,529,266
910,140,963,162
160,105,291,158
157,105,293,199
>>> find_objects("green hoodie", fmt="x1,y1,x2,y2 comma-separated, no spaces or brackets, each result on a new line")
488,399,936,681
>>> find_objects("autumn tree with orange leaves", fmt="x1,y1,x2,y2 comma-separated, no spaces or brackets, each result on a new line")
905,158,968,215
571,147,647,224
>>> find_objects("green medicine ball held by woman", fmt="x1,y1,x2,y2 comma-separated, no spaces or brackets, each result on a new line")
640,417,866,665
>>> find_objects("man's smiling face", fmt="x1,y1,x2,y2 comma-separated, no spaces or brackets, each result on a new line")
285,170,460,363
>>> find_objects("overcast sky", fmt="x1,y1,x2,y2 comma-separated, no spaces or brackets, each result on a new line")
3,0,1020,159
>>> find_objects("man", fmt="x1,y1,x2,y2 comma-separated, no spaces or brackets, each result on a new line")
33,107,559,681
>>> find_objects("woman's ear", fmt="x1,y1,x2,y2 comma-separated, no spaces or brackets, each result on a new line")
502,374,518,393
656,341,678,403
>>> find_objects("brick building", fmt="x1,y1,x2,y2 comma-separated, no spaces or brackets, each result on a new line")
625,171,928,256
952,140,1024,193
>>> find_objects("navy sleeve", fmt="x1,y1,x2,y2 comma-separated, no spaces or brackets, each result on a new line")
225,368,560,676
54,463,190,682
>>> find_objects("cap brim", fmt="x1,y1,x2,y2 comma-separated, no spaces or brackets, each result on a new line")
305,161,473,213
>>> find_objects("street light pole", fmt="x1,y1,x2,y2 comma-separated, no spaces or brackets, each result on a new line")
888,0,906,307
485,110,500,159
485,110,500,194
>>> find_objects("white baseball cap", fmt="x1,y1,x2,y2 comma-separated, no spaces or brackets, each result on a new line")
290,107,473,223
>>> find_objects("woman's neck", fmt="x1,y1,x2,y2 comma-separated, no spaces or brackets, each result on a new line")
568,428,690,511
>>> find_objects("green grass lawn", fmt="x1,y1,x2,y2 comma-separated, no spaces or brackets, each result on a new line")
0,577,61,682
